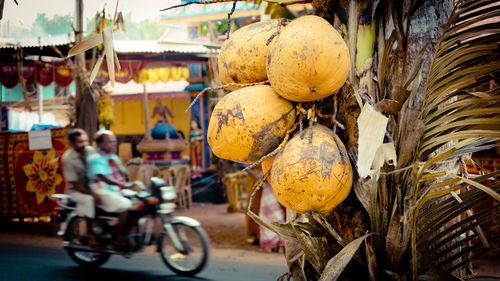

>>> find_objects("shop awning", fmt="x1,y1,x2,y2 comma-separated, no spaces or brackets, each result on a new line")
0,40,219,89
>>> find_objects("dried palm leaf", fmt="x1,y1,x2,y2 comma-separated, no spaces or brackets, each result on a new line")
67,1,121,87
413,0,500,278
417,0,500,160
318,234,372,281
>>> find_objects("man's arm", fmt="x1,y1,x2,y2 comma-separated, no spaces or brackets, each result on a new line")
109,156,128,181
62,157,95,195
96,174,127,189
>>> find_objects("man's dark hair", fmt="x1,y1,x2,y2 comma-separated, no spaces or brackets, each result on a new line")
67,128,87,143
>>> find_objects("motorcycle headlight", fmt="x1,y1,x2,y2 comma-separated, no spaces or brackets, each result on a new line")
160,186,177,201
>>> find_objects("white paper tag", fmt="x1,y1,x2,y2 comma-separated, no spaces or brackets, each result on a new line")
28,130,53,151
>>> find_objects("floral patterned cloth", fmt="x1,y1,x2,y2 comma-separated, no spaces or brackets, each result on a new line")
0,128,68,217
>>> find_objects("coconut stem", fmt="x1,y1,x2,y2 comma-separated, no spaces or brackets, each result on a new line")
309,119,313,143
266,33,278,46
243,122,298,172
333,95,338,134
227,0,238,39
299,106,306,139
246,170,271,228
225,80,269,89
160,0,235,11
299,114,304,139
266,19,289,46
185,81,269,112
185,87,214,113
331,95,345,133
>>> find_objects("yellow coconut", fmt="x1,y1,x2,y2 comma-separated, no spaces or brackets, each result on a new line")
207,85,295,164
266,15,350,102
269,124,352,214
218,19,285,85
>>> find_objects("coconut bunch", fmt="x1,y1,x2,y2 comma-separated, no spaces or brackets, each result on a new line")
208,15,352,215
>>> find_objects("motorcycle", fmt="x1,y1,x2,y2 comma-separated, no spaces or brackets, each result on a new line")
52,177,210,277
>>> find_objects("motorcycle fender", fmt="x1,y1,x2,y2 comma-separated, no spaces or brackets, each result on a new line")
157,216,202,252
157,216,201,252
170,216,201,227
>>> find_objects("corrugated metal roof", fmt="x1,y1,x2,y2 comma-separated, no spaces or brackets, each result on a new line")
0,37,220,55
113,40,220,54
0,35,73,49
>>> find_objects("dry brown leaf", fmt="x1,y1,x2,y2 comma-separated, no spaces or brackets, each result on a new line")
318,234,372,281
357,103,389,178
67,34,103,58
374,99,402,115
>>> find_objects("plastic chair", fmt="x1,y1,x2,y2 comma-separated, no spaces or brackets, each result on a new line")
125,164,140,182
136,164,160,190
118,142,133,164
159,168,173,186
168,165,191,209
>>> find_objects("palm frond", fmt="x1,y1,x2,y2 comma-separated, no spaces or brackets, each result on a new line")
412,0,500,277
417,0,500,160
415,173,500,274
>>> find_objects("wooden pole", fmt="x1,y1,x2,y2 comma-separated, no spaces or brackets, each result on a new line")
200,95,206,170
37,83,43,123
143,83,150,140
75,0,83,102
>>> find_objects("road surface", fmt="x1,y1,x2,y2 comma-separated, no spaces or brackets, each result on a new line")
0,233,288,281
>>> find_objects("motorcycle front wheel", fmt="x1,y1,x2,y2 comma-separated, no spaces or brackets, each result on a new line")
64,216,110,268
158,223,210,276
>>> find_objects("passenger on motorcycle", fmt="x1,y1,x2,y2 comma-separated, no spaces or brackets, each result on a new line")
87,130,132,248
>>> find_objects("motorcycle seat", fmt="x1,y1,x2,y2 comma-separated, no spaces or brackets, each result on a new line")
95,207,120,217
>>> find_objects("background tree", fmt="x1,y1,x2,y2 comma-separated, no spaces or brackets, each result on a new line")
31,12,72,36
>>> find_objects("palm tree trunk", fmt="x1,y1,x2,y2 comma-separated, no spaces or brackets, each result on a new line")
298,0,455,279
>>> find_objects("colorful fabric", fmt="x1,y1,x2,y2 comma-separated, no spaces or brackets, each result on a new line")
0,128,68,217
259,182,285,250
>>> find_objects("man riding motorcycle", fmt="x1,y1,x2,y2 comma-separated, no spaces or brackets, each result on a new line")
61,129,101,242
59,130,210,276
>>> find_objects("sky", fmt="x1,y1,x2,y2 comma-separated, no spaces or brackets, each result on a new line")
2,0,181,28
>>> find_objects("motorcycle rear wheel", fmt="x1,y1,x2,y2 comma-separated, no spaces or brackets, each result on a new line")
158,223,210,276
64,217,110,268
